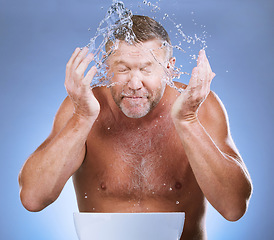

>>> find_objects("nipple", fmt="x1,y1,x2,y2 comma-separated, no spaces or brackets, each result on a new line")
101,182,107,190
175,182,182,189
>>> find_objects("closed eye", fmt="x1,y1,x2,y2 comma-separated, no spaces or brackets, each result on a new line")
117,67,130,73
141,67,152,74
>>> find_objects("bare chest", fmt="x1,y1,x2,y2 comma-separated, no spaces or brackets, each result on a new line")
79,117,194,201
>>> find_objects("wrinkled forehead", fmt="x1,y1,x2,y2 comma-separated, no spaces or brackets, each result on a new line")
107,40,166,63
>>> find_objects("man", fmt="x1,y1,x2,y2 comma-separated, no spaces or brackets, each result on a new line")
19,15,252,239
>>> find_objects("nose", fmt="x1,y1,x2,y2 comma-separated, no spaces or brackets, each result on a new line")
127,72,143,90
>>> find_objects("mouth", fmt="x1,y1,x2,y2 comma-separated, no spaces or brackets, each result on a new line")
123,96,144,99
122,94,148,100
121,95,149,105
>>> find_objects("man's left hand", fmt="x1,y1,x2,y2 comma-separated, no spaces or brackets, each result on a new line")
171,49,216,123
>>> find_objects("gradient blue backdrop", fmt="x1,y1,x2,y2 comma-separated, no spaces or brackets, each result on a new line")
0,0,273,239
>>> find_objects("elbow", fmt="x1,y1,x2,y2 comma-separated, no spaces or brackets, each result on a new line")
19,178,54,212
223,177,253,222
18,173,42,212
222,191,252,222
18,171,56,212
20,189,51,212
20,191,42,212
222,203,247,222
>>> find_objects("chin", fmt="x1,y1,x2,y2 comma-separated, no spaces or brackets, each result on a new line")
120,106,150,119
122,110,150,119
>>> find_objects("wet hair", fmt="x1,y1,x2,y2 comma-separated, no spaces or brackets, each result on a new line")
106,15,173,59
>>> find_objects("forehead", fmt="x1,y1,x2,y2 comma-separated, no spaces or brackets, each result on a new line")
107,40,166,64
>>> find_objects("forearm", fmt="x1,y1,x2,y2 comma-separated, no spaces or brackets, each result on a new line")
173,119,252,221
19,114,95,211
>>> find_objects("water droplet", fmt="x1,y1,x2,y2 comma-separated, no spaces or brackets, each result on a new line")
176,201,180,205
85,1,134,88
107,127,111,130
83,1,208,95
163,13,169,20
169,187,173,191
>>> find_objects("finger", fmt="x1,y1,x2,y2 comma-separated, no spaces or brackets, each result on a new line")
82,66,97,86
198,50,214,80
188,67,199,88
72,47,90,69
67,47,81,66
201,50,213,74
76,53,94,75
66,47,81,77
197,49,205,67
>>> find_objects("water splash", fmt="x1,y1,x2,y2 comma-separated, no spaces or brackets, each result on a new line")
84,0,210,92
86,0,134,88
140,1,210,70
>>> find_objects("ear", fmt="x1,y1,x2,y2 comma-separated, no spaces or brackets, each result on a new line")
167,57,176,69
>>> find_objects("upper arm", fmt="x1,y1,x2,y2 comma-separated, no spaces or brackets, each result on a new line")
35,96,74,152
198,91,242,162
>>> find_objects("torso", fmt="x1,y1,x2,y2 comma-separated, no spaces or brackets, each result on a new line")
73,84,208,239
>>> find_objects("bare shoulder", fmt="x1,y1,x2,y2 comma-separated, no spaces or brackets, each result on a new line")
51,96,74,136
173,81,187,91
33,96,74,152
170,82,241,160
171,82,226,120
171,82,229,130
198,91,228,130
198,91,241,156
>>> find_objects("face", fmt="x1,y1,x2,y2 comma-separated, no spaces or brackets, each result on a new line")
106,40,174,118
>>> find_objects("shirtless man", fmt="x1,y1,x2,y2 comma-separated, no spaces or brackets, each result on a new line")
18,15,252,239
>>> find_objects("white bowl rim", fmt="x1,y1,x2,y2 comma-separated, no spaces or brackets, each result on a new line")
74,212,185,215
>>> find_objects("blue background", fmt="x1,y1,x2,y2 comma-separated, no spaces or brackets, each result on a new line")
0,0,273,239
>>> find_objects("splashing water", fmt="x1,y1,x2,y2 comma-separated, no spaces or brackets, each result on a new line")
85,0,209,92
86,0,134,88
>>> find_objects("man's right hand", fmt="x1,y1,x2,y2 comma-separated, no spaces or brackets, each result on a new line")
65,47,100,119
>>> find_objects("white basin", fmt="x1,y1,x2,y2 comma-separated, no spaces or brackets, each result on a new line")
73,212,185,240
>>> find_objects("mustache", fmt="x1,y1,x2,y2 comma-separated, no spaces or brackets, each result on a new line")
121,91,149,98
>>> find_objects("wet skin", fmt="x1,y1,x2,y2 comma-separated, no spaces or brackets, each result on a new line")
73,84,209,239
71,41,210,239
19,40,252,240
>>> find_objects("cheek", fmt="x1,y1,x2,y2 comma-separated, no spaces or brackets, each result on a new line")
145,76,165,92
110,73,129,84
